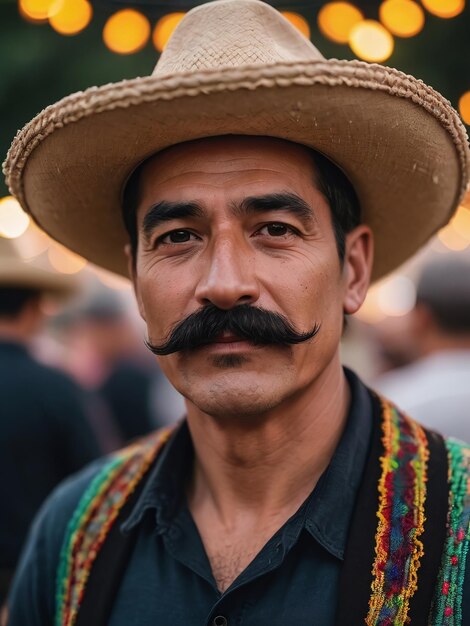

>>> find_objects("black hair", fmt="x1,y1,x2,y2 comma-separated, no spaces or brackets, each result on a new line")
0,287,40,319
309,149,361,262
121,145,361,263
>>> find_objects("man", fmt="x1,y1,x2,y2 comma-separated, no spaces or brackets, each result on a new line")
0,238,100,605
3,0,470,624
375,255,470,440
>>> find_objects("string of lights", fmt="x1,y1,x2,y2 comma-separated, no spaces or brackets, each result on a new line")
14,0,469,121
5,0,470,165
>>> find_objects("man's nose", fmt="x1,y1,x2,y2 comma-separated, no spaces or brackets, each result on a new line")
194,235,260,310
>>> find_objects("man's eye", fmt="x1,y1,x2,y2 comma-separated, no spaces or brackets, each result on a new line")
260,223,294,237
159,230,195,244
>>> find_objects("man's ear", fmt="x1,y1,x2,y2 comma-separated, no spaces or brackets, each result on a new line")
125,243,146,322
342,224,374,315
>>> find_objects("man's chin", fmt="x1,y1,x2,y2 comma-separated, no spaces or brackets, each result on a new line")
182,371,294,420
187,395,280,421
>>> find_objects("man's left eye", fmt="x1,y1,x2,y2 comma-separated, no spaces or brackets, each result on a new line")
260,223,293,237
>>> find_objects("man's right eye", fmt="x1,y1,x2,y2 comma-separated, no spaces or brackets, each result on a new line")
158,230,195,244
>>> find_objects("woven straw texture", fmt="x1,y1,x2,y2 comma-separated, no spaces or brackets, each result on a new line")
3,0,470,279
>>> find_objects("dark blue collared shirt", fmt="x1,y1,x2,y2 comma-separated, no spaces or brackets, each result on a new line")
8,369,372,626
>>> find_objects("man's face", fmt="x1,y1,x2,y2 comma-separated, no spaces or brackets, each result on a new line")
130,136,371,418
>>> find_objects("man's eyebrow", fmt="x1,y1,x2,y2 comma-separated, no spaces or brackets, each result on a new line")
232,193,316,225
141,201,204,239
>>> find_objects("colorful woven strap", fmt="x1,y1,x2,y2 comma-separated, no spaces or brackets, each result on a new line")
54,402,470,626
366,399,429,626
55,428,172,626
430,438,470,625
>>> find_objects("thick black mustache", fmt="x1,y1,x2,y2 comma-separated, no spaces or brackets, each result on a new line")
145,304,320,356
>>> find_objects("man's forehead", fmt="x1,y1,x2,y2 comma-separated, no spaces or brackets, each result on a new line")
138,135,316,182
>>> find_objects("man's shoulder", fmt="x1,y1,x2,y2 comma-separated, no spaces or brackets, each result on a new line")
7,456,115,624
8,431,169,624
32,430,172,541
9,432,171,622
28,455,114,549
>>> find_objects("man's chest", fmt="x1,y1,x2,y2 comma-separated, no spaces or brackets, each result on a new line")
193,513,291,593
107,525,340,626
190,500,315,593
203,538,269,593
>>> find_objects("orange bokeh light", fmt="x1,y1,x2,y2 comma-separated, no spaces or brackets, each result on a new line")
459,91,470,125
19,0,54,22
49,0,92,35
421,0,465,18
103,9,150,55
318,2,363,44
379,0,425,37
281,12,311,39
152,12,185,52
349,20,394,62
0,196,30,239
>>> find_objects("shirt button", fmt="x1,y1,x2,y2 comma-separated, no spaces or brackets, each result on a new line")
212,616,228,626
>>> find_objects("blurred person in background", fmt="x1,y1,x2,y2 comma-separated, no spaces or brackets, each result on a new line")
54,286,184,450
374,255,470,440
371,315,418,375
0,237,101,605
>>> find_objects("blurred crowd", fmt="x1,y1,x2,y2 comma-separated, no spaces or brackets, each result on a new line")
1,234,470,606
343,254,470,441
0,237,184,605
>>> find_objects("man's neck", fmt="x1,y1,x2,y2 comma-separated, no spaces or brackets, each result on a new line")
186,357,350,528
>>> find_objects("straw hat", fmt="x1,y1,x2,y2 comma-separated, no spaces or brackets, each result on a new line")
3,0,469,281
0,237,77,297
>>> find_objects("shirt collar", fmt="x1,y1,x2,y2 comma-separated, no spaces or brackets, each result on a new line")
121,368,373,562
121,420,193,533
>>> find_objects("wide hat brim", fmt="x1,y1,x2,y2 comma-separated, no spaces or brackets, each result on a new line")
0,257,78,297
4,58,470,281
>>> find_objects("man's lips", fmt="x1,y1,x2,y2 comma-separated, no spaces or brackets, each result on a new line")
212,332,246,344
199,332,258,354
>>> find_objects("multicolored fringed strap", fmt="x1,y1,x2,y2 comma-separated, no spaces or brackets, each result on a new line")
430,438,470,625
366,399,429,626
55,428,172,626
